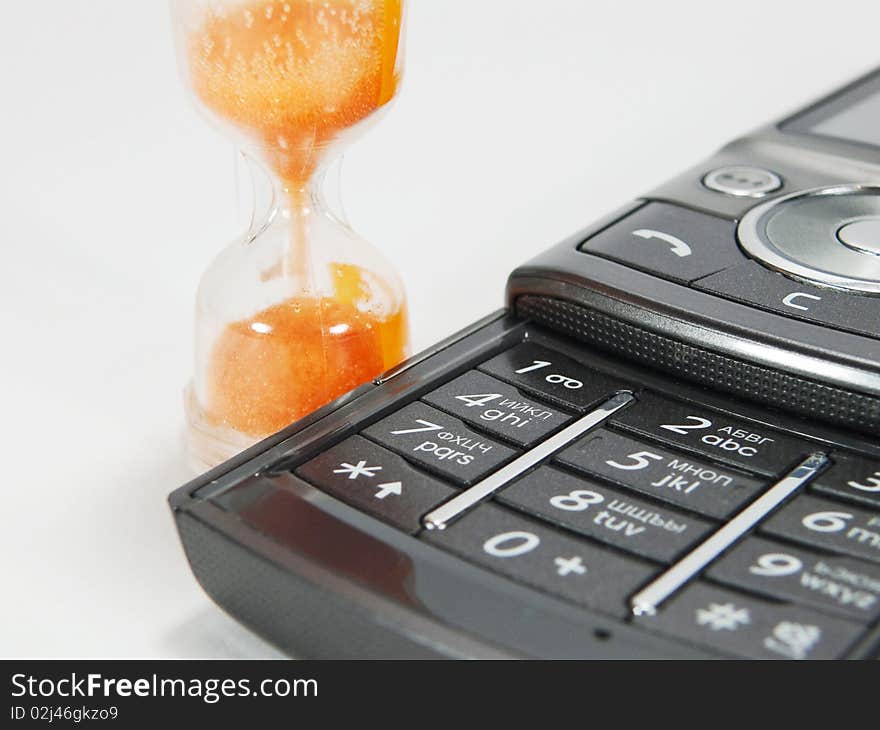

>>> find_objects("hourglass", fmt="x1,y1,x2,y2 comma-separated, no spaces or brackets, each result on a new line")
171,0,410,470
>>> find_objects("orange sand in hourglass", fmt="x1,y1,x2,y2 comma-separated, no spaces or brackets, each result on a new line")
187,0,407,435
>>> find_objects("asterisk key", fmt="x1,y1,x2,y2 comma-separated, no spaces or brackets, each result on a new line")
333,460,382,480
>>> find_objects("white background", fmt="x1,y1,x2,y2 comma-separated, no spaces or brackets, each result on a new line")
1,0,877,657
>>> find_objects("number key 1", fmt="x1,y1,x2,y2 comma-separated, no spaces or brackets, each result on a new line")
479,342,631,412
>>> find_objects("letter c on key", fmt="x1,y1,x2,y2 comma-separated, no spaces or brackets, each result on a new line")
782,292,821,311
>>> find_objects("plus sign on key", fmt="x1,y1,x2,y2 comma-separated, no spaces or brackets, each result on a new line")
554,555,587,576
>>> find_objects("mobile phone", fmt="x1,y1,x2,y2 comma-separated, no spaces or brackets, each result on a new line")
169,67,880,659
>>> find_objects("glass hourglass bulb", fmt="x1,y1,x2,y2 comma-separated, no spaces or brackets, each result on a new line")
170,0,410,471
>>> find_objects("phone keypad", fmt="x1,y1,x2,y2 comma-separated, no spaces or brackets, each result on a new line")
291,338,880,658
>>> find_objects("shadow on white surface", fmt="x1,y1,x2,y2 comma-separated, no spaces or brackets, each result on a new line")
161,604,287,659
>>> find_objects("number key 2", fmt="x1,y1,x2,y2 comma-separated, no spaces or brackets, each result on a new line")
611,392,811,476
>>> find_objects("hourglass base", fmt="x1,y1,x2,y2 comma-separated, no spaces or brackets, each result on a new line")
183,382,258,474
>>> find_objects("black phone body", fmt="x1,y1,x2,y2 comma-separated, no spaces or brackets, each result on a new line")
169,68,880,659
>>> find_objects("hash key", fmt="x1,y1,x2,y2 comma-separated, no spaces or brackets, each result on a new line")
635,582,863,659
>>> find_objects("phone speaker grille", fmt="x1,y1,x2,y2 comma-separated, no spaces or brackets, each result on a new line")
516,294,880,434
